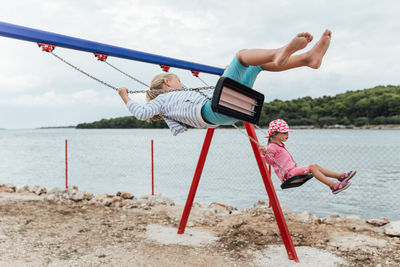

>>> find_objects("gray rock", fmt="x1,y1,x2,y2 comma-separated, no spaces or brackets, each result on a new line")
29,185,47,195
140,194,174,206
94,193,108,201
253,200,267,209
67,189,78,198
83,192,93,201
295,211,320,223
123,199,139,208
366,217,390,227
16,185,30,193
383,221,400,237
322,214,343,224
48,187,67,195
0,184,16,193
116,192,135,199
44,194,57,201
92,193,114,206
209,202,229,214
103,198,113,207
70,191,84,201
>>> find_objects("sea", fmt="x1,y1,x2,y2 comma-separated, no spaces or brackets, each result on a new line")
0,128,399,221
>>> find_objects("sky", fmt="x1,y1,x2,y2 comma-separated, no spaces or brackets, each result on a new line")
1,0,400,129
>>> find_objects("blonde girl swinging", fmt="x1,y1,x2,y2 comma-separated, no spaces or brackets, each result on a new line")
118,30,333,136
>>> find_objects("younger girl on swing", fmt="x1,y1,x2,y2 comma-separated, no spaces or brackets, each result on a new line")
119,30,332,136
259,119,356,194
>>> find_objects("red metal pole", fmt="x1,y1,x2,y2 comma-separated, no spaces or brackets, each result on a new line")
151,139,154,195
268,165,272,208
177,128,215,234
244,122,299,262
65,139,68,189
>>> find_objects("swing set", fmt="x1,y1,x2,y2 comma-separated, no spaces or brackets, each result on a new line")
0,21,314,262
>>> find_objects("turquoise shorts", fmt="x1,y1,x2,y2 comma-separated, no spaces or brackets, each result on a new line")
201,56,262,125
222,56,263,88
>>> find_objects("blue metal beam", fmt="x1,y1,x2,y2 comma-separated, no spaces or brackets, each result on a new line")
0,21,224,76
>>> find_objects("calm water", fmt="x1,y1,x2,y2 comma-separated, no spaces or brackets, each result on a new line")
0,128,399,220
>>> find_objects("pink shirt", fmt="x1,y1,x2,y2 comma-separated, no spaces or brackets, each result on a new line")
262,142,297,182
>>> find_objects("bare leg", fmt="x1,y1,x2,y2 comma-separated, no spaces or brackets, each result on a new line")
260,29,331,71
320,167,342,179
309,164,342,179
260,53,311,71
309,163,336,188
237,32,313,67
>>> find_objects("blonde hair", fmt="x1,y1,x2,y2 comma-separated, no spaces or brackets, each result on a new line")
146,73,179,121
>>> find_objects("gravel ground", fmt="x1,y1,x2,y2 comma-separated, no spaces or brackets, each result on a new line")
0,190,399,266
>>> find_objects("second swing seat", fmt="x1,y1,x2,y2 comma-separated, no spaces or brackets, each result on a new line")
280,174,314,189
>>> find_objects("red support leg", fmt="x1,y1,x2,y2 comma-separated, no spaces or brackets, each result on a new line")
268,165,272,208
244,122,299,262
177,128,215,234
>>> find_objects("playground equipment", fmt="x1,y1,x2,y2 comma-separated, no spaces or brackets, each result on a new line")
0,21,302,262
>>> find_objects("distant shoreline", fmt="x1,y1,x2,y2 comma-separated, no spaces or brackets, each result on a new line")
72,124,400,130
290,124,400,130
37,126,75,129
1,124,400,130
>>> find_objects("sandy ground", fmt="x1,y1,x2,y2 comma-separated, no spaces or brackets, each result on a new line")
0,192,399,267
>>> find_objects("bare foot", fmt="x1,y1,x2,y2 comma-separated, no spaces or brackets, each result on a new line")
274,32,313,66
307,29,331,69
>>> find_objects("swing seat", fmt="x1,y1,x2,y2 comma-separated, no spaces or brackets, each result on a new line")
280,174,313,189
212,77,264,124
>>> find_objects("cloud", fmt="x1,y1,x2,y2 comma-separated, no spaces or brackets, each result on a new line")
0,73,42,93
1,89,108,107
1,0,400,128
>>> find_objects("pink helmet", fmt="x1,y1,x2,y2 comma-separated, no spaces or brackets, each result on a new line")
267,119,293,137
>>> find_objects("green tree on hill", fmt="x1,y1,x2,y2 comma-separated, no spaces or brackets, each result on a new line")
76,85,400,129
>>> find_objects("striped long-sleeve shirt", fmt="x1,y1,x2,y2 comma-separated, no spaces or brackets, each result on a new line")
126,90,218,136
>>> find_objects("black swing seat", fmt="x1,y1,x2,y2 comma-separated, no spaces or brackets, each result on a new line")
212,77,265,124
280,174,314,189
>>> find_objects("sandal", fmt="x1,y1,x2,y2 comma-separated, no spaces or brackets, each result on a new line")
339,170,356,183
331,181,351,194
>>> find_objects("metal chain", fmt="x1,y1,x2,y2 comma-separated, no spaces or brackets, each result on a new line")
51,51,120,92
254,124,270,139
104,61,149,87
153,86,215,98
102,54,193,91
50,51,214,95
196,75,210,87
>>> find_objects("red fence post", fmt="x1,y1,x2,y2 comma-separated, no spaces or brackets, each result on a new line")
65,139,68,189
151,139,154,195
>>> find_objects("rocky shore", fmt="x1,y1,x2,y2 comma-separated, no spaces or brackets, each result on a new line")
1,183,400,266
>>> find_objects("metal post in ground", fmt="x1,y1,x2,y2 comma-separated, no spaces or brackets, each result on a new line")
65,139,68,189
151,139,154,195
